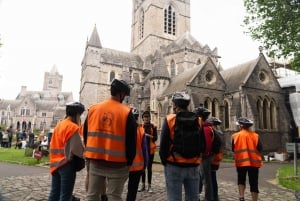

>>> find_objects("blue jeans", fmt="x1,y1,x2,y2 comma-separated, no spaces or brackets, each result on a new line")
48,161,76,201
200,155,214,201
164,163,200,201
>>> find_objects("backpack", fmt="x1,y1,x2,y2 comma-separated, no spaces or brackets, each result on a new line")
171,111,205,158
211,128,223,154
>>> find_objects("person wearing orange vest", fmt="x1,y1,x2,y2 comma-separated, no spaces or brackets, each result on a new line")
126,108,149,201
232,117,263,201
159,92,204,201
48,102,85,201
138,110,157,193
207,117,224,201
84,79,137,201
194,106,214,201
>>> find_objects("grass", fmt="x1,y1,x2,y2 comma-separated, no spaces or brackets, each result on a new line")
277,165,300,192
0,147,49,166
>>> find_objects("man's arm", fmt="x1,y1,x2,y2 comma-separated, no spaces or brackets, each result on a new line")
159,118,170,166
125,112,137,166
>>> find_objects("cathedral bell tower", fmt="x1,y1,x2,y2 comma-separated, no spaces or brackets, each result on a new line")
131,0,191,58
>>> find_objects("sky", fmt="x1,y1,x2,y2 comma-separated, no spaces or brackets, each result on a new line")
0,0,261,101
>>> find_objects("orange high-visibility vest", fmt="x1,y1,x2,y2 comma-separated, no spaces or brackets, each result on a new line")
232,129,262,168
130,125,145,171
85,99,130,163
49,119,79,174
166,114,201,165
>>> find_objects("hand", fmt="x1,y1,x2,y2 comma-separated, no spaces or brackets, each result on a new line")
145,133,153,138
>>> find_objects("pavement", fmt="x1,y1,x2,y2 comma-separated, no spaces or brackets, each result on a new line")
0,161,297,201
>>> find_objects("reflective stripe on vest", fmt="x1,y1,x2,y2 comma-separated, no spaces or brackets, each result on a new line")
232,130,262,168
130,126,145,171
166,114,201,165
85,99,130,163
49,119,79,173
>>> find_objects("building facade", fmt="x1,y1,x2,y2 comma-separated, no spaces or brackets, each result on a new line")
0,66,73,133
80,0,292,153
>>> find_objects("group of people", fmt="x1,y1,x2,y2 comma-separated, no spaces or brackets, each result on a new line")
47,78,263,201
159,92,263,201
48,79,157,201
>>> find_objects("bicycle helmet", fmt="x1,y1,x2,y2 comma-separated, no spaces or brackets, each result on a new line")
111,79,130,96
193,107,211,119
236,117,253,128
66,102,85,116
171,92,190,108
131,107,139,119
207,117,222,126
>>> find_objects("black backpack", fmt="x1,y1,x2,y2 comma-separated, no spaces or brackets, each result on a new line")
171,111,205,158
211,128,223,154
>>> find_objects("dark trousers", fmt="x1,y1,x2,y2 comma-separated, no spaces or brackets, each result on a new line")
126,170,143,201
141,154,154,185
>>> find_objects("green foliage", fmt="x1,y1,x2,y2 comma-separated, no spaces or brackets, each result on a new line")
243,0,300,71
278,165,300,191
0,148,49,166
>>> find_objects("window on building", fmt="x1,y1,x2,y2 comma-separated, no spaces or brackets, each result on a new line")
270,100,277,129
212,99,219,117
164,5,176,35
139,10,144,40
110,71,115,82
42,112,47,117
257,99,263,129
224,101,229,129
263,99,268,129
197,59,201,65
170,60,176,76
21,108,30,116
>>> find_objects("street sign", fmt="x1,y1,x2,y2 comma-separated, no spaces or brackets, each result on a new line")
286,143,300,153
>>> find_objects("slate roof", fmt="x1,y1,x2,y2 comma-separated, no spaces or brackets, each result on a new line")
99,48,143,69
220,57,260,92
162,63,204,96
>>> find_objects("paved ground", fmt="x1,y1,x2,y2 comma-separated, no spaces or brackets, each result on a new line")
0,161,297,201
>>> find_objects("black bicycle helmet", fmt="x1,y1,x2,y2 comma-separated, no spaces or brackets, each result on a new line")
131,107,139,119
111,79,130,96
207,117,222,126
236,117,253,128
193,107,211,119
171,92,190,107
66,102,85,116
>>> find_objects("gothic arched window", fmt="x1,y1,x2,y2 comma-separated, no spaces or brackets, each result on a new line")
109,71,115,82
257,99,263,129
170,60,176,76
270,100,277,129
224,101,229,129
263,99,268,129
139,10,144,40
164,5,176,35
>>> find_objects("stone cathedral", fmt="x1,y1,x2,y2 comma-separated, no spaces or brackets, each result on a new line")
79,0,291,153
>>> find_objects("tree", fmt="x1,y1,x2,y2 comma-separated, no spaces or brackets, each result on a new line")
243,0,300,72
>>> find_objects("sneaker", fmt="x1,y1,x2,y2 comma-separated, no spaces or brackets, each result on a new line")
148,187,153,193
101,195,108,201
138,185,145,192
